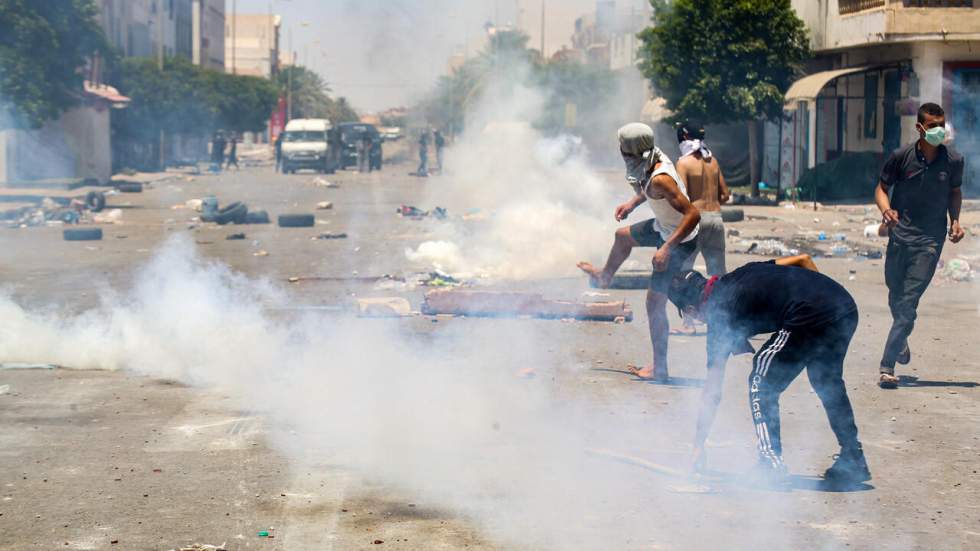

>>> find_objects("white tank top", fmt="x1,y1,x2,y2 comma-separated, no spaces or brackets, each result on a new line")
645,155,699,243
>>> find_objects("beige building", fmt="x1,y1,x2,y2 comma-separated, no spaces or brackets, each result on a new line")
192,0,225,71
776,0,980,194
225,14,281,78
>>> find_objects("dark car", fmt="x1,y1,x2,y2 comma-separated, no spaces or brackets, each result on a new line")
335,123,382,170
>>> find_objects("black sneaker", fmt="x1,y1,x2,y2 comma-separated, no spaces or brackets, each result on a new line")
897,345,911,365
824,447,871,484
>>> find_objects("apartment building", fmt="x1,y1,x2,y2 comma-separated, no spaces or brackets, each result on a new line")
776,0,980,194
225,14,282,78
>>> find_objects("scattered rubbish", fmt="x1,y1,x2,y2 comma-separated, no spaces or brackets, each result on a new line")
311,177,338,188
0,363,57,369
185,198,204,211
518,368,536,379
63,228,103,241
421,270,461,287
397,205,448,219
942,258,973,282
726,229,740,237
0,384,10,395
834,233,847,241
313,232,348,239
226,233,246,240
830,245,850,256
257,531,270,537
93,209,123,224
743,239,799,257
175,544,227,551
356,297,412,317
278,214,315,228
583,291,611,298
316,201,333,210
818,232,827,241
859,250,883,260
421,289,633,322
253,250,269,257
373,540,384,545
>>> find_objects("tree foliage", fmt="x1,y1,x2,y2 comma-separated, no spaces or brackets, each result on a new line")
638,0,810,124
419,29,615,136
111,56,278,144
0,0,112,129
276,65,358,124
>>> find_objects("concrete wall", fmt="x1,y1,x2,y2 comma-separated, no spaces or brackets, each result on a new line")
225,14,280,78
0,105,112,185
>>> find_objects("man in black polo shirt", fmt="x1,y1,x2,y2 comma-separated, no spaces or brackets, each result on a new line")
667,257,871,485
875,103,966,389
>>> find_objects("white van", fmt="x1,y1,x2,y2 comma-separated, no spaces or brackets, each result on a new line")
281,118,332,174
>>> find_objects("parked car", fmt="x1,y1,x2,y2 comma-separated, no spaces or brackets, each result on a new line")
281,118,334,174
336,122,382,170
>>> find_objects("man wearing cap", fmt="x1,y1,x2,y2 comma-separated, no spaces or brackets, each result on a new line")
577,123,701,381
666,256,871,485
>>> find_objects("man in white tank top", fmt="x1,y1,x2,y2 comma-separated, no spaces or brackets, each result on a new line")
577,123,701,381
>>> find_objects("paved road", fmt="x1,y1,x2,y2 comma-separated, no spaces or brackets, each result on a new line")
1,161,979,550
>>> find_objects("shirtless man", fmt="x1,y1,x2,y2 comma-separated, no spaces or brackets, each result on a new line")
578,123,701,380
674,121,731,334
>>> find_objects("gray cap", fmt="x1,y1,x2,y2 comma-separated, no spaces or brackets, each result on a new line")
618,123,655,156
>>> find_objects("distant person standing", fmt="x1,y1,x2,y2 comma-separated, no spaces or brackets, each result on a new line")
875,102,966,389
225,133,239,170
357,135,371,173
417,130,430,177
434,130,446,172
674,121,731,334
274,131,284,173
211,131,226,172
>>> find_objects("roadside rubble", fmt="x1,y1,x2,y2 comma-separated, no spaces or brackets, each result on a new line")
397,205,447,220
311,176,338,188
940,258,974,282
5,190,120,229
421,289,633,322
313,232,348,239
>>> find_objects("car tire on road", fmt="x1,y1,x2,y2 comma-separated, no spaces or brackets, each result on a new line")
721,208,745,223
245,210,270,224
116,182,143,193
211,201,248,225
63,228,103,241
85,191,106,213
278,214,315,228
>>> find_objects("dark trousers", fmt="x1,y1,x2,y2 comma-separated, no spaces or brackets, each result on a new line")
880,239,942,373
749,311,861,468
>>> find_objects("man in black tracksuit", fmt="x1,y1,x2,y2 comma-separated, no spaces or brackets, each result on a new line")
875,102,966,388
668,258,870,485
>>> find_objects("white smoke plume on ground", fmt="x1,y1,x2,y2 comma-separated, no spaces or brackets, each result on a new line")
404,68,623,280
0,236,717,549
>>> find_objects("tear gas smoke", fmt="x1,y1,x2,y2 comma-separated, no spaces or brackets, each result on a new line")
404,67,623,280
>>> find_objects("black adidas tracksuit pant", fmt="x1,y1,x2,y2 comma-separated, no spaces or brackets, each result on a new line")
749,310,862,467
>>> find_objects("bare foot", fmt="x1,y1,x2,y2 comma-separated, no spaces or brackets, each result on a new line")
628,364,669,381
577,261,611,288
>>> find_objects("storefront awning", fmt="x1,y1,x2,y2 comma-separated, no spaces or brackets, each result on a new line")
783,65,881,109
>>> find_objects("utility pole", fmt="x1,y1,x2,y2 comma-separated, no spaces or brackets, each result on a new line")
540,0,546,57
286,29,292,121
158,0,165,170
231,0,237,74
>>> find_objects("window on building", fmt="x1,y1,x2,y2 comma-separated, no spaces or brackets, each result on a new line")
839,0,886,14
903,0,973,6
864,74,879,139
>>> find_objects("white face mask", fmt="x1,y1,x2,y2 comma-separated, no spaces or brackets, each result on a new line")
623,151,648,185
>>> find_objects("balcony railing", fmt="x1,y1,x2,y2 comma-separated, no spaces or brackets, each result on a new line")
839,0,886,14
902,0,974,6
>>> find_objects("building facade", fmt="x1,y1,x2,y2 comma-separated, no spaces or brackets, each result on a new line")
192,0,226,70
777,0,980,195
225,14,282,78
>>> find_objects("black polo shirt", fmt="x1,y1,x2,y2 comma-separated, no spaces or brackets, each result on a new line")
704,261,858,365
880,141,963,246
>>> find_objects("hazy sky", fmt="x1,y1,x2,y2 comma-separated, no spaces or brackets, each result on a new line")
235,0,617,112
